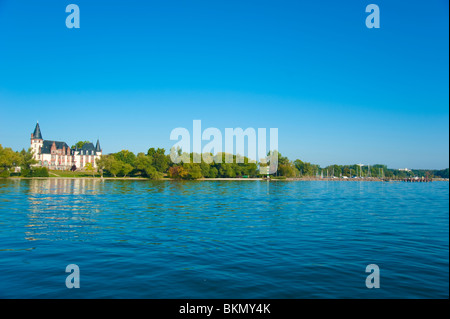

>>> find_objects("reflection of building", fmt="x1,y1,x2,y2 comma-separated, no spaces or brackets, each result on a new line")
30,122,102,170
28,178,103,195
26,179,103,242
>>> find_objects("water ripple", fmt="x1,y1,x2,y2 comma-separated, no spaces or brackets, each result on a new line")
0,179,448,298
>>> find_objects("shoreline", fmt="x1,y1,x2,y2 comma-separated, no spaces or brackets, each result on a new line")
2,177,449,182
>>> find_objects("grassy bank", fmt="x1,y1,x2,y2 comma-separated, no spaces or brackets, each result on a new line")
48,170,101,178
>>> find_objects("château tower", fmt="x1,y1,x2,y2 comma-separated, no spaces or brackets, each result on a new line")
95,139,102,156
31,122,44,160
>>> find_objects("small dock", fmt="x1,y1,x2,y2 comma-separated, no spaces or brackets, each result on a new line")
403,177,432,183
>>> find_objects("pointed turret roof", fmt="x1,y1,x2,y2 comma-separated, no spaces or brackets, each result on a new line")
95,139,101,152
32,122,43,140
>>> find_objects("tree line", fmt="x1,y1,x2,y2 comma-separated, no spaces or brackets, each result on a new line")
96,148,259,180
96,148,450,180
1,143,448,180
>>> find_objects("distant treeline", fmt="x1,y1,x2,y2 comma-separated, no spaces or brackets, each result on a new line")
96,148,258,179
412,168,449,179
1,144,448,180
96,148,449,180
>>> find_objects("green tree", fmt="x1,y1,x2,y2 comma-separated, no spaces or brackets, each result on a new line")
96,156,110,177
32,167,49,177
209,166,218,178
134,152,162,179
294,159,315,176
219,163,236,178
242,162,258,177
120,163,134,178
19,148,37,171
0,144,20,177
183,163,203,180
232,163,243,177
72,141,91,149
435,168,449,178
85,162,95,177
96,155,122,177
278,162,298,177
332,164,341,177
200,162,210,178
113,150,136,166
343,166,351,177
135,152,153,175
147,148,169,173
109,159,123,178
144,165,163,180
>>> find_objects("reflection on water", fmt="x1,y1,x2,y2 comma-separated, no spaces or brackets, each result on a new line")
0,179,448,298
25,179,105,242
28,178,106,195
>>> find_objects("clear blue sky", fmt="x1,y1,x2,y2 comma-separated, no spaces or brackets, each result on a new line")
0,0,448,169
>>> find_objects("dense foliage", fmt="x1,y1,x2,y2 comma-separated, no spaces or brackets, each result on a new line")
1,143,448,180
71,141,91,149
0,144,48,177
96,149,258,180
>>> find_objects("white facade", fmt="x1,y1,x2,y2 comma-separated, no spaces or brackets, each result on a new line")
30,123,102,170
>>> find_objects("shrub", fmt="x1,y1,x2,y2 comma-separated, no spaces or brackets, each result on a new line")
32,167,49,177
21,168,31,177
0,169,10,178
272,176,287,180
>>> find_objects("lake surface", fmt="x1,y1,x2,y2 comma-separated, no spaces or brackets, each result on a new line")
0,179,448,298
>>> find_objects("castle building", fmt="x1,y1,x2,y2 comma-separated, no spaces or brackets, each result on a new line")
30,122,102,170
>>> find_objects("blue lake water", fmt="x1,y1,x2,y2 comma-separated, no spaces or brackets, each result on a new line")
0,179,448,298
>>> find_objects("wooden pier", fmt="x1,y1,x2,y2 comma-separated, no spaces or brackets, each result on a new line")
403,177,432,183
